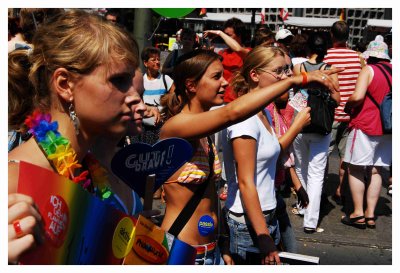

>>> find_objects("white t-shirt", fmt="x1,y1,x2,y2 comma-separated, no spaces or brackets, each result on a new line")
222,111,280,213
143,73,173,126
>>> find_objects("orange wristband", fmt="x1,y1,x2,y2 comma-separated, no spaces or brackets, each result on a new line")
301,71,308,86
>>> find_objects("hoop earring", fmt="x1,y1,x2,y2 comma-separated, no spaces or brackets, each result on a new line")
68,103,80,135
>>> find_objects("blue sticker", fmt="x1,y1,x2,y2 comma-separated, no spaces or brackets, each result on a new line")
198,215,215,237
111,138,193,198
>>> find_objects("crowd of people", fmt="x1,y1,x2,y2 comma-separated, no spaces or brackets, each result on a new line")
8,8,391,265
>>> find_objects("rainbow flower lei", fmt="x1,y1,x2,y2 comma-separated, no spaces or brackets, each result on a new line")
24,110,112,200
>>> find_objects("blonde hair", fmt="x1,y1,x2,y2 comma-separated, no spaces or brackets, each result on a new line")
9,9,139,131
231,46,285,95
19,8,64,43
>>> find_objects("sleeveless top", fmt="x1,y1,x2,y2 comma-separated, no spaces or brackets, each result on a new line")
349,63,392,136
165,137,222,184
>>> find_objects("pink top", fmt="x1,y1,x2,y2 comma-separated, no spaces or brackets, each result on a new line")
349,63,392,136
266,103,295,186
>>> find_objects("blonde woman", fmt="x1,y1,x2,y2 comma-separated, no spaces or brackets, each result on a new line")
8,10,145,264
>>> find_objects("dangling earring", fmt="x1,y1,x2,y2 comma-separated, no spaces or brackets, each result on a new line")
68,101,80,135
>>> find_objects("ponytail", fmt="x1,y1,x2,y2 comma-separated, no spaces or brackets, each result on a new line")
231,71,250,96
160,92,186,121
8,49,37,131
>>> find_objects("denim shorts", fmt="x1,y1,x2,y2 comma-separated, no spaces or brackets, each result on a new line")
226,209,280,264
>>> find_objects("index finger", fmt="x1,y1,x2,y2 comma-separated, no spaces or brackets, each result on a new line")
9,193,35,208
323,67,345,75
274,253,281,264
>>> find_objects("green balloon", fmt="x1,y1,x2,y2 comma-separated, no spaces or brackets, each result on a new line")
152,8,195,18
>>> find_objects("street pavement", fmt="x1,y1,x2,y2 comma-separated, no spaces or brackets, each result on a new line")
286,150,392,264
151,150,392,265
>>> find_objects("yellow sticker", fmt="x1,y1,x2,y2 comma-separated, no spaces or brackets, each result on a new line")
112,217,136,259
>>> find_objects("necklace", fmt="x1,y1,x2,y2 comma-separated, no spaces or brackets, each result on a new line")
24,110,112,200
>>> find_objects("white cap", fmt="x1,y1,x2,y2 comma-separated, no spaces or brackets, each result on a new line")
275,28,294,41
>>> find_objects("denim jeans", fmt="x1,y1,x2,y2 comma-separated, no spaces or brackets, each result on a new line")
276,193,297,253
226,209,280,264
195,246,224,265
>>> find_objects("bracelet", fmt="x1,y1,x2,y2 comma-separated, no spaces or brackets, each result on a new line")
301,71,308,86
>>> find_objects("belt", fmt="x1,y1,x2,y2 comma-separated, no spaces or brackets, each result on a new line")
229,209,275,217
193,241,217,255
228,209,276,224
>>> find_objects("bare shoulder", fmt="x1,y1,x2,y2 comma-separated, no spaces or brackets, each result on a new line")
8,138,41,164
8,139,51,193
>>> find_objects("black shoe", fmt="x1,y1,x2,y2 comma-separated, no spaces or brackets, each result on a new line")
341,215,366,229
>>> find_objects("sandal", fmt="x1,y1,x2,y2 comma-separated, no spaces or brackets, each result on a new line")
365,217,376,229
341,215,366,229
387,185,392,196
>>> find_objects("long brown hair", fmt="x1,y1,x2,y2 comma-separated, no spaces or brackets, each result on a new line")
160,49,221,120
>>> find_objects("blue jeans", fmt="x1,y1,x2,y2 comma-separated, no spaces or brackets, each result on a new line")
276,193,297,253
226,209,280,264
194,246,224,265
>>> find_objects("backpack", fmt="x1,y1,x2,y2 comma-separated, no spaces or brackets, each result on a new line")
366,63,392,134
300,62,337,135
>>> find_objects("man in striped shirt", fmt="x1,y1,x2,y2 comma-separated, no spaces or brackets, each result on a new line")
323,21,362,203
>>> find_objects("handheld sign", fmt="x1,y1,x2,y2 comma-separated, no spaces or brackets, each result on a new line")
111,138,193,198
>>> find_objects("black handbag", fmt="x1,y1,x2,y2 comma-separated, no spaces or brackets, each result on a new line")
302,89,337,135
300,61,337,135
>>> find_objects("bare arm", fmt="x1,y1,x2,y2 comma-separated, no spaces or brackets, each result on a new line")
328,65,340,104
203,30,250,57
344,66,372,111
160,68,342,140
232,136,280,265
278,107,311,152
294,63,341,104
143,105,162,126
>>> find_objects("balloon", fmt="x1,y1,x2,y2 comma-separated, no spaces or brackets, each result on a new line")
152,8,195,18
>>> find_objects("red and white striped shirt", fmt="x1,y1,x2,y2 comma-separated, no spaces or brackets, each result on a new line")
324,47,362,122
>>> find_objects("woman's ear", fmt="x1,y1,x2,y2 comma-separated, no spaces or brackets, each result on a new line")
52,68,75,103
249,69,260,83
185,79,196,93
